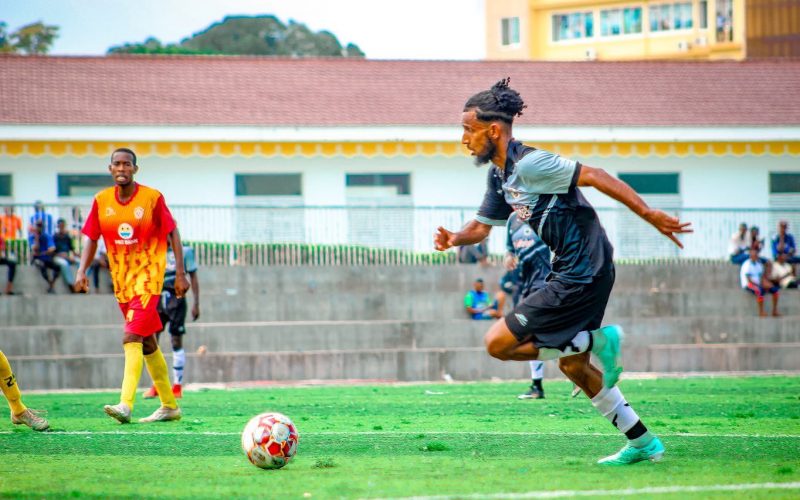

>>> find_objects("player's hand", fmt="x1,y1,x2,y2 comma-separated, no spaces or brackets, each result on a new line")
644,209,693,249
191,303,200,322
503,253,518,271
174,273,190,299
73,270,89,293
434,226,457,251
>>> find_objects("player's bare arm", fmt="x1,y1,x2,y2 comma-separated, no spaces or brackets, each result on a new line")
168,229,191,298
189,270,200,321
74,236,98,293
434,220,492,251
578,164,693,248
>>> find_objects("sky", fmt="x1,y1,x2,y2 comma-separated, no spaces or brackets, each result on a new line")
1,0,486,60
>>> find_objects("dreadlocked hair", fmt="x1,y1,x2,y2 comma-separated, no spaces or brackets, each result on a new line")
463,77,527,124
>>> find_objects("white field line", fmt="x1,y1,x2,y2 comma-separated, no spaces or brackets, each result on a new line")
372,482,800,500
1,430,799,438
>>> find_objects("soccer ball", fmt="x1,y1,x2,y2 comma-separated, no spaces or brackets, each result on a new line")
241,412,300,469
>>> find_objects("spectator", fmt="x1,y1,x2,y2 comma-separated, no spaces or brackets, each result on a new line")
70,206,84,238
29,200,54,237
53,218,79,290
749,226,766,261
1,206,23,242
740,247,780,317
458,238,490,266
0,229,16,295
728,222,749,265
771,220,798,263
88,237,110,293
464,278,503,320
768,253,798,290
28,221,60,294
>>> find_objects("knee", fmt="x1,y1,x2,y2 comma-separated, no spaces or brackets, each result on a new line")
558,356,586,379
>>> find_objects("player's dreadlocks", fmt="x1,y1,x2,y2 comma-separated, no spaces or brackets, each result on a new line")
463,77,527,125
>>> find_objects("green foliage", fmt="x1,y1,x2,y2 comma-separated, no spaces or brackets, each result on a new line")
108,15,364,57
0,21,59,54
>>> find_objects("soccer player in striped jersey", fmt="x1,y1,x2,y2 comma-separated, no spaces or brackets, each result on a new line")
435,79,692,464
74,148,190,424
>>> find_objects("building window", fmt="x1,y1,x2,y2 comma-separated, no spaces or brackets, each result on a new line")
650,2,693,32
345,174,410,196
716,0,733,41
501,17,520,46
57,174,113,197
769,173,800,194
553,12,594,41
618,173,680,194
235,174,302,196
601,7,642,36
0,174,11,197
699,0,708,29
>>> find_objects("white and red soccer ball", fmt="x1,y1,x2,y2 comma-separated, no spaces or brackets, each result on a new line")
241,412,299,469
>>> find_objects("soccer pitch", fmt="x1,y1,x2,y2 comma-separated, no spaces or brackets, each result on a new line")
2,376,799,499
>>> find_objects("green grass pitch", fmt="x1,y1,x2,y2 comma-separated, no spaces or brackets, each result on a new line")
1,376,799,499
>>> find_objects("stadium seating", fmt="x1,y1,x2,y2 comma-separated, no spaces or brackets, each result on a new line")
2,263,798,389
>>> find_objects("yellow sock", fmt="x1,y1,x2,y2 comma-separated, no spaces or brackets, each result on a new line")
144,348,178,410
121,342,144,410
0,350,27,415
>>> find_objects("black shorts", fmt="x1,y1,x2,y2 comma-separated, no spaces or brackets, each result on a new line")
157,289,187,336
505,267,615,350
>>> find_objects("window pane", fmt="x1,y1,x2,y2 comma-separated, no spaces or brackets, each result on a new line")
770,173,800,194
584,12,593,37
660,4,672,30
0,174,10,197
650,6,660,31
346,174,410,195
683,3,693,28
235,174,302,196
510,17,520,44
601,10,611,36
619,173,680,195
501,18,510,45
699,0,708,29
624,8,642,34
57,174,113,197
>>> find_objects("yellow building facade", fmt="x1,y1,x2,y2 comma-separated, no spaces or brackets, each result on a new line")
486,0,746,60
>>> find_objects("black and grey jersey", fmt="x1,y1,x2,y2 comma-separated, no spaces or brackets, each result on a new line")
477,140,614,284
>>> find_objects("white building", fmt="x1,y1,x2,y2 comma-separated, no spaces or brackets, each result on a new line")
1,55,799,258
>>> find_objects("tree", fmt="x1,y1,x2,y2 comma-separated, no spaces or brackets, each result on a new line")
108,15,364,57
0,21,59,54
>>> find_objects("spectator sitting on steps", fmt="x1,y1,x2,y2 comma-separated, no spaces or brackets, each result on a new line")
54,218,80,292
768,253,798,290
749,226,766,262
28,221,60,294
741,247,780,318
728,222,749,265
464,278,504,320
771,220,799,264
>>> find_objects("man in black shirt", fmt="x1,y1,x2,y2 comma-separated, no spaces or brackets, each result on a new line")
434,78,692,465
53,218,79,291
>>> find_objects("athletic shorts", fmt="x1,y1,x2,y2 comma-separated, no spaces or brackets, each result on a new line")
118,294,162,337
505,268,615,350
157,288,187,336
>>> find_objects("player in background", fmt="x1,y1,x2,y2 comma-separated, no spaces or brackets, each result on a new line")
143,241,199,400
74,148,190,424
0,350,49,431
435,79,692,464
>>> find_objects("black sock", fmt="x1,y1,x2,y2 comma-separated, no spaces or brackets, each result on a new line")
532,379,543,391
624,420,648,440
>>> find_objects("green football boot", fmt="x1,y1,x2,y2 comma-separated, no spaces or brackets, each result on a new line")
591,325,624,388
598,436,665,465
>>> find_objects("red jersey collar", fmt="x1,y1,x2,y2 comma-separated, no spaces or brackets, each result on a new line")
115,182,139,206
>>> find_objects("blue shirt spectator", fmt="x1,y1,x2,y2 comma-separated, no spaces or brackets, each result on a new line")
771,220,798,263
464,278,499,320
29,227,55,262
30,201,55,237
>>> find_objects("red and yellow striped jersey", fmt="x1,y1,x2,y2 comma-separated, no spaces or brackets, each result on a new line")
82,183,176,303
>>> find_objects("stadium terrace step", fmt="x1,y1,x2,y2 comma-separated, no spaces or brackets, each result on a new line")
8,343,800,390
2,287,800,326
8,262,746,297
3,317,800,357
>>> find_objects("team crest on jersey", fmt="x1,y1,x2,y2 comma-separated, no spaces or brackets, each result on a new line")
134,206,144,220
117,223,134,240
105,207,116,217
507,187,522,199
512,204,532,221
523,225,533,236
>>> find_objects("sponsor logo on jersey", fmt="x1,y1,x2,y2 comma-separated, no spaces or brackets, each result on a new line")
115,223,138,245
512,204,532,221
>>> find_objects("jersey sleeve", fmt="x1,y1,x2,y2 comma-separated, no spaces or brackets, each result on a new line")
464,292,474,308
476,168,513,226
184,246,198,273
516,149,579,195
82,199,102,240
153,195,177,238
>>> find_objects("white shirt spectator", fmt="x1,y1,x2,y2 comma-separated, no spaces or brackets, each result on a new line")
728,231,748,256
740,259,764,288
770,260,796,289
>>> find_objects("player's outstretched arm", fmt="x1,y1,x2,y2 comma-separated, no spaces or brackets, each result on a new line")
434,220,492,251
578,164,693,248
74,236,98,293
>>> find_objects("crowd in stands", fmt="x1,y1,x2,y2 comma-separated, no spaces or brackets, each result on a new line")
729,220,798,317
0,202,110,295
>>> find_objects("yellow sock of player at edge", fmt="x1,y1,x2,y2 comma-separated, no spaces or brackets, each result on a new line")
144,348,178,409
121,342,144,409
0,350,27,415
